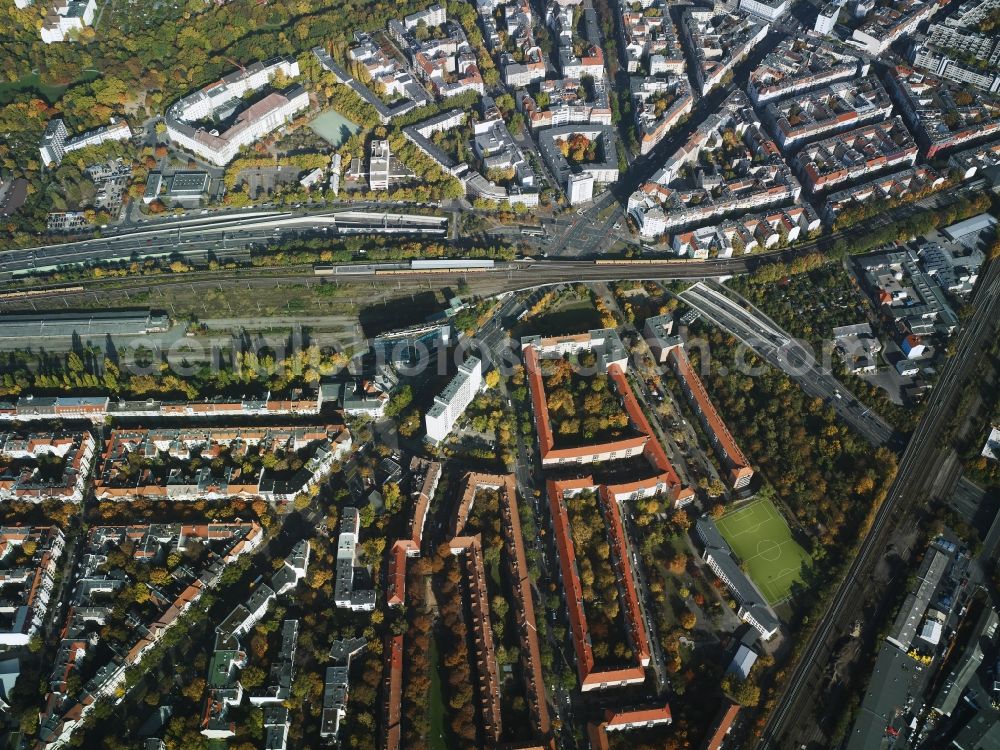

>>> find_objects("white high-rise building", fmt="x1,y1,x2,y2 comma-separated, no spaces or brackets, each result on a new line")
39,118,132,167
567,173,595,205
369,140,392,191
814,2,840,34
404,3,446,29
739,0,789,22
425,357,483,442
40,0,96,43
39,119,68,167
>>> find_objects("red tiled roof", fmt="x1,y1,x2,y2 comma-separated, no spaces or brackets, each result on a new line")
547,478,650,691
547,476,597,683
606,364,691,502
449,535,503,743
598,486,650,666
702,701,740,750
588,722,611,750
387,542,408,607
524,345,556,458
494,473,551,738
525,347,690,499
667,348,752,488
381,634,403,750
448,473,553,743
605,703,673,728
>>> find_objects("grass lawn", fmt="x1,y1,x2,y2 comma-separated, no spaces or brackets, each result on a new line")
716,497,811,605
428,634,447,750
488,555,501,589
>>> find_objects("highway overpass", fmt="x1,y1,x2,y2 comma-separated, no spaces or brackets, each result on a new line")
680,281,898,447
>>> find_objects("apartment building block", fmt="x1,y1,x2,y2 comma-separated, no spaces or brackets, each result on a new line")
547,476,652,691
0,390,323,422
94,425,350,501
40,117,132,167
538,123,620,204
425,357,483,442
519,77,613,131
795,116,918,192
628,91,800,237
386,457,440,607
334,508,376,611
40,523,262,747
886,65,1000,158
739,0,789,21
165,58,307,166
632,75,694,155
765,76,893,150
0,431,96,503
588,705,673,749
522,330,694,504
823,165,944,224
748,34,869,105
662,341,754,489
313,46,428,125
850,0,943,56
0,527,65,646
681,8,769,95
672,205,821,258
401,109,470,177
948,139,1000,180
320,639,367,741
911,44,1000,93
621,0,685,76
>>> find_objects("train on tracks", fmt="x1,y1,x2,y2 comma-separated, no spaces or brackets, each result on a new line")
0,285,85,301
314,259,501,276
593,257,699,265
313,256,700,276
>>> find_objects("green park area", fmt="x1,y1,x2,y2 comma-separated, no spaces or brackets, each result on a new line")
428,636,447,750
716,497,811,605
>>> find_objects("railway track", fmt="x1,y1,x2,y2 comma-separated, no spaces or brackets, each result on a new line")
757,261,1000,749
0,265,318,308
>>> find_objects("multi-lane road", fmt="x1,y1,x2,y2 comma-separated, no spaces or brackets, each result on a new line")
543,33,789,254
756,260,1000,749
680,281,898,448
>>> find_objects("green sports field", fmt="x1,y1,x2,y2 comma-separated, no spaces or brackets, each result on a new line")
716,497,812,605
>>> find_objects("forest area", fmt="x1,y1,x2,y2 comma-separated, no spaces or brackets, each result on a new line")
0,0,472,239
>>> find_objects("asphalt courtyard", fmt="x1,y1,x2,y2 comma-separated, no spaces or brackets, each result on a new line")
717,497,811,605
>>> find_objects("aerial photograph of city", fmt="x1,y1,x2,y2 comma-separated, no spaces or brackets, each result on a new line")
0,0,999,747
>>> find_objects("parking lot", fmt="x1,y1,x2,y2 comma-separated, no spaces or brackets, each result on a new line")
240,165,304,198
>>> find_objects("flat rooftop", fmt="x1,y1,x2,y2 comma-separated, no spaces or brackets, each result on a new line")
846,645,919,750
0,310,169,339
168,171,209,195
